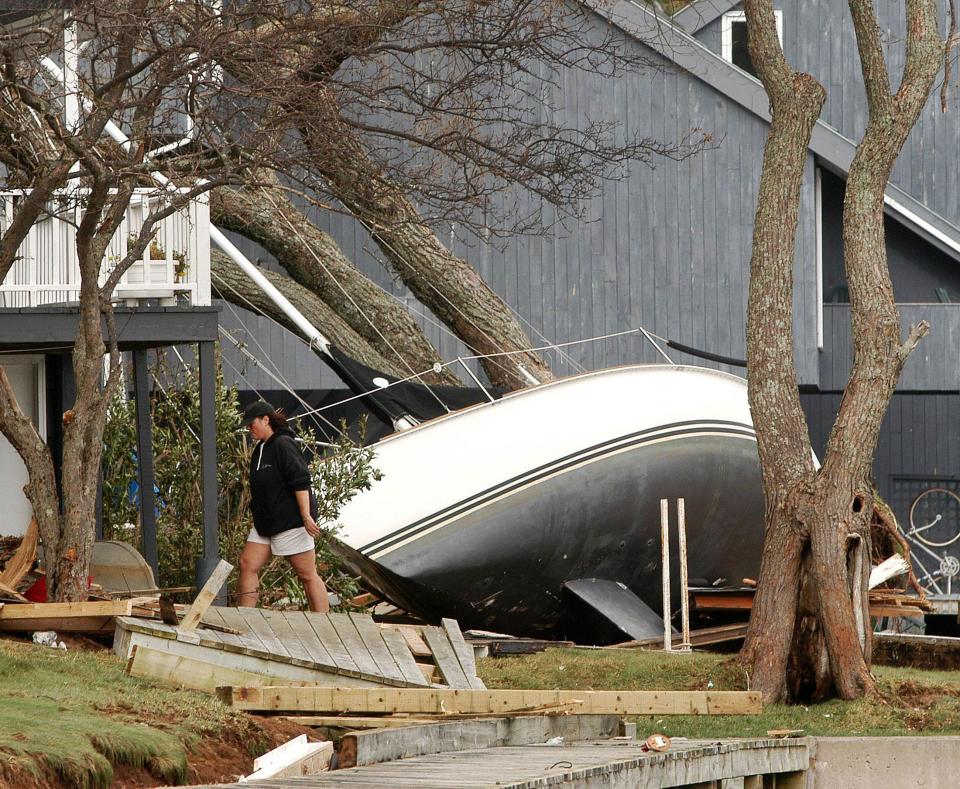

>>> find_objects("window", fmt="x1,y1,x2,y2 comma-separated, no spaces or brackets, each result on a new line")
721,11,783,78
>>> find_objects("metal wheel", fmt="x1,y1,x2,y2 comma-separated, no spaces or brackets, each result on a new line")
907,487,960,548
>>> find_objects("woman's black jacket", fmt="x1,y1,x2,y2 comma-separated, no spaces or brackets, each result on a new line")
249,428,317,537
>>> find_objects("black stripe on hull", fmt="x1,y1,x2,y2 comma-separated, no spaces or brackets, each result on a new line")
368,430,765,639
361,419,755,557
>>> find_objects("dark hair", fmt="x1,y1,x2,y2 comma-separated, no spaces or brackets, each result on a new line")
266,408,288,432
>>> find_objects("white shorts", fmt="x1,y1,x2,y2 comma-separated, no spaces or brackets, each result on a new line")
246,526,315,556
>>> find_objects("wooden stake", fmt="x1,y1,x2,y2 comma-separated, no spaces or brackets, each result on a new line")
179,559,232,631
677,497,690,652
660,498,671,652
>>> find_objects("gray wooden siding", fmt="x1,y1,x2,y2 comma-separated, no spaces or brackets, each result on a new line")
696,0,960,231
258,13,823,388
801,391,960,525
820,304,960,391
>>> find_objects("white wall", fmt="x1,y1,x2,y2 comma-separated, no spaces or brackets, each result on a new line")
0,356,45,537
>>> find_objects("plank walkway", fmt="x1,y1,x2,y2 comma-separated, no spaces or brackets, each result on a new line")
198,738,810,788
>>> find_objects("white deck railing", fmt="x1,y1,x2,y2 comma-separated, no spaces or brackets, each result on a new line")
0,188,211,308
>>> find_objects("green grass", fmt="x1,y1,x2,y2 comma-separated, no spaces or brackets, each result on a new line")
478,647,960,738
0,638,266,788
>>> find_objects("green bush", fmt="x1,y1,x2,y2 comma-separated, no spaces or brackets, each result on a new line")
101,349,379,607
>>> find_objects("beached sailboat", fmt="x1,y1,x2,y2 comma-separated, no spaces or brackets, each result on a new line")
326,362,764,641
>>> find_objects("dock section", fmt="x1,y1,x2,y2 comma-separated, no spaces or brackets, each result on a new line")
202,737,808,788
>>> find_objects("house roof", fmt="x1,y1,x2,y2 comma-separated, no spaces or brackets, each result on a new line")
671,0,742,34
585,0,960,263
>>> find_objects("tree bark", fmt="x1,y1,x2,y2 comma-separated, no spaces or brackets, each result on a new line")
807,0,943,699
737,0,826,703
211,250,423,379
211,177,460,385
739,0,942,702
298,98,554,391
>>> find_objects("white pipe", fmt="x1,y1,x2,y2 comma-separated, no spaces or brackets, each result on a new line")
38,56,332,355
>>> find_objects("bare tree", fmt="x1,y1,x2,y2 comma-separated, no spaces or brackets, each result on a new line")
0,1,293,599
0,0,703,599
738,0,943,702
202,0,703,389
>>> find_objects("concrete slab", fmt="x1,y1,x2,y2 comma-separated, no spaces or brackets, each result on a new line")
810,737,960,788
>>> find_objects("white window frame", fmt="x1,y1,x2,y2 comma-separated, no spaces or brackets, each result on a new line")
721,10,784,67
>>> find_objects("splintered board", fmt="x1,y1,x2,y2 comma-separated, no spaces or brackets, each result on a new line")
117,608,443,690
217,686,762,715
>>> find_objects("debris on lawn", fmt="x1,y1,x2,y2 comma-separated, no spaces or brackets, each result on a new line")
239,733,332,782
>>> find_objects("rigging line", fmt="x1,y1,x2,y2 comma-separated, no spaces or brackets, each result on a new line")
210,274,310,395
289,323,672,422
148,356,202,445
217,325,343,438
360,240,587,376
292,359,461,421
452,327,646,360
258,191,451,415
210,279,343,436
346,214,529,385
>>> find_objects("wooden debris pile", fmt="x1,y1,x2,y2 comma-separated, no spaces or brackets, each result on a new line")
115,559,487,692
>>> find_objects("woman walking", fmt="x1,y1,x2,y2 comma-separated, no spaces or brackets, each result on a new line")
238,400,330,612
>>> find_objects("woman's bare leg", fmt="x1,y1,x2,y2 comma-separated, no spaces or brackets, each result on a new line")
237,542,272,607
286,549,330,612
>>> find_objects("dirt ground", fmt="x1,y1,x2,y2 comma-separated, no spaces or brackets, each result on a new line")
0,633,325,789
109,716,322,788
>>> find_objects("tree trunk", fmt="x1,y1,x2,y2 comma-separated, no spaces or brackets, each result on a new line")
211,250,417,378
737,0,826,703
211,177,460,385
298,99,554,391
739,0,942,702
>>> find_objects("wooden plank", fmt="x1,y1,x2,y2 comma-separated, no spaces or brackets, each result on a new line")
281,611,337,668
125,644,358,693
304,612,360,674
349,613,406,683
247,737,331,779
328,613,381,677
0,615,116,633
259,609,319,664
391,625,432,658
0,580,28,602
234,606,292,659
0,518,37,588
123,638,385,691
218,686,762,715
441,618,484,689
422,626,471,689
0,599,134,619
380,628,430,687
278,716,444,730
179,559,232,631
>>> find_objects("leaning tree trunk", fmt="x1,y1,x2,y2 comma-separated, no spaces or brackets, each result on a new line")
211,176,460,385
298,97,554,392
211,250,416,377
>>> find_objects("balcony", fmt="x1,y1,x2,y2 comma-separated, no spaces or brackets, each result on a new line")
0,189,211,308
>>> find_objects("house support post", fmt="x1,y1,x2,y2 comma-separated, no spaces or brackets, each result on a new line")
195,340,222,596
132,349,159,583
